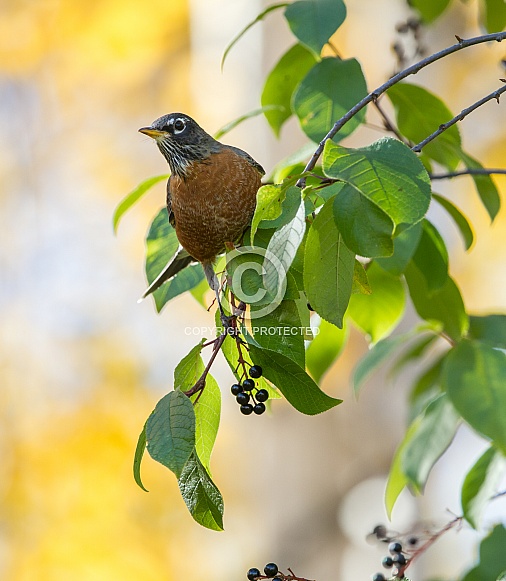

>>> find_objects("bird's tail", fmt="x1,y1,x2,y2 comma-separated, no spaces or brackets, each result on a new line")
139,247,194,300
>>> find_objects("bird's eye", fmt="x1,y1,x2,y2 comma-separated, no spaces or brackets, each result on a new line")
174,118,186,133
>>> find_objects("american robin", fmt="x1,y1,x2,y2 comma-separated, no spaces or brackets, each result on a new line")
138,113,265,305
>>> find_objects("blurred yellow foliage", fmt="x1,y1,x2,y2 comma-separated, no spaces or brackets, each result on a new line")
0,0,188,78
2,347,189,580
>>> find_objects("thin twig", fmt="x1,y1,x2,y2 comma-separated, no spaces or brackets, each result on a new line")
296,31,506,187
397,516,463,578
430,168,506,180
372,99,409,144
184,332,228,399
413,83,506,152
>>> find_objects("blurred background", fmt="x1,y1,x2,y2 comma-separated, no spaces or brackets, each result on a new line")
1,0,506,579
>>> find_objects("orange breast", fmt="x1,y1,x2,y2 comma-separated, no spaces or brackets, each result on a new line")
170,149,262,263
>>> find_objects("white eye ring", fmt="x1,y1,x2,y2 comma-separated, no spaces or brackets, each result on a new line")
173,118,186,134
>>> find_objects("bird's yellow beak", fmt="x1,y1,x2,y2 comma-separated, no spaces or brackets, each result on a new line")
139,127,165,139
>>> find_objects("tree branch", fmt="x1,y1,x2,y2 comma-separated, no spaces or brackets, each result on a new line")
297,31,506,186
430,168,506,180
413,82,506,152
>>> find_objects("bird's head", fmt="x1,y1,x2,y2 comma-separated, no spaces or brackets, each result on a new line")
139,113,220,177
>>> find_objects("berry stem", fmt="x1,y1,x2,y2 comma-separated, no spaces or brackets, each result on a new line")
396,516,463,577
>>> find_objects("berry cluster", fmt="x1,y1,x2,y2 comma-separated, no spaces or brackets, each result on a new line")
231,365,269,415
247,563,281,581
372,541,411,581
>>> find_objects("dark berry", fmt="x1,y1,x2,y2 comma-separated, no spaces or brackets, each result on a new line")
247,568,261,581
242,378,255,391
382,556,393,569
393,553,407,566
240,404,254,415
264,563,278,578
236,392,250,405
372,524,387,539
231,384,243,396
256,389,269,402
253,402,266,415
388,541,403,554
249,365,263,378
372,574,385,581
273,578,283,581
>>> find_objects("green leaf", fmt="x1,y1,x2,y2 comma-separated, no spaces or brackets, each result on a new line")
145,208,179,282
443,340,506,453
333,184,394,257
113,174,169,233
461,525,506,581
264,199,306,301
293,58,368,143
190,275,211,307
213,106,282,140
347,262,405,343
323,138,431,229
146,390,196,479
433,193,475,251
376,222,422,276
261,44,317,136
462,152,501,221
174,341,206,391
390,333,438,377
408,355,444,420
221,2,290,70
133,423,149,492
352,260,371,295
173,341,221,473
462,446,506,529
287,231,307,291
468,315,506,349
405,262,468,342
153,264,205,313
261,186,302,231
306,318,349,383
284,0,347,55
401,394,460,493
191,374,221,475
177,450,224,531
387,83,462,171
480,0,506,33
251,184,301,241
353,334,407,395
248,344,342,415
251,300,306,368
304,197,355,328
408,0,451,22
411,219,449,294
385,421,418,518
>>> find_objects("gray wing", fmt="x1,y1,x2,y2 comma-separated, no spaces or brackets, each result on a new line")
227,145,265,176
167,177,176,228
